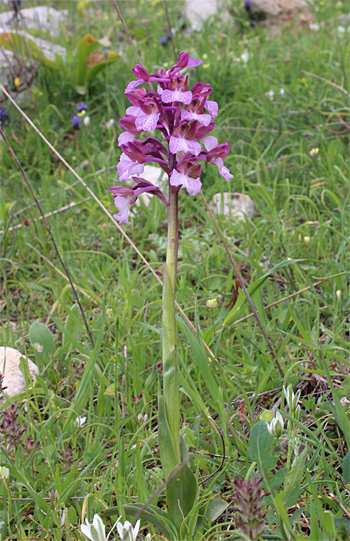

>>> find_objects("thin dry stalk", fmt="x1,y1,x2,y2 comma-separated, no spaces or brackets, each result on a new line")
27,243,94,302
302,70,350,98
163,0,177,62
0,85,217,360
110,0,143,65
200,190,285,378
220,278,329,330
0,199,89,234
0,127,95,348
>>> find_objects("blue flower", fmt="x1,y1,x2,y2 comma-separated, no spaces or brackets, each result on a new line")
77,102,88,113
160,36,169,46
70,115,81,130
0,107,9,125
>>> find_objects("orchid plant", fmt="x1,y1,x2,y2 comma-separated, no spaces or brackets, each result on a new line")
108,51,232,537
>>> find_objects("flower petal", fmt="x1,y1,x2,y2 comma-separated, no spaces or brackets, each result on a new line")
204,100,218,117
169,136,201,156
135,112,160,132
161,89,192,104
181,109,211,126
113,195,135,224
201,136,218,151
118,132,135,146
81,525,94,541
170,169,202,196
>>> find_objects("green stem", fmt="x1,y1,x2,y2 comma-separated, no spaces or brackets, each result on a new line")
162,185,180,461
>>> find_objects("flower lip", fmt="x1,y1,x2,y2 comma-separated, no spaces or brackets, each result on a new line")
70,115,81,130
77,102,87,112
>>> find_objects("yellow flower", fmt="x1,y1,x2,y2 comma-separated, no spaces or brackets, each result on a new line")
14,77,20,86
310,148,319,157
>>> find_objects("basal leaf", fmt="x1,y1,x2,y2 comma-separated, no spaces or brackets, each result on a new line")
247,421,277,473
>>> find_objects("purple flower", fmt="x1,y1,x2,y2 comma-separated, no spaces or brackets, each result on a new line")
110,50,232,210
70,115,81,130
126,97,160,132
117,154,145,182
0,107,9,125
77,102,87,113
181,98,211,126
176,51,203,69
161,76,192,105
160,36,170,46
170,122,202,156
109,179,168,223
204,100,218,117
170,153,202,195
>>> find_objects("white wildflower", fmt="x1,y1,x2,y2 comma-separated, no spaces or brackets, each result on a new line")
283,385,301,413
266,411,284,438
117,519,140,541
81,515,107,541
83,116,91,126
309,23,320,31
75,416,87,428
241,51,249,64
265,90,274,101
106,119,115,129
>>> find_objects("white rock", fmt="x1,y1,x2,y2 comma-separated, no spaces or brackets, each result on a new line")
247,0,316,29
128,165,168,209
0,30,66,67
185,0,223,30
0,6,68,37
0,347,39,398
211,193,257,221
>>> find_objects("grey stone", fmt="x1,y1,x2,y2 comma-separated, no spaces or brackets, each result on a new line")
211,193,257,221
248,0,316,28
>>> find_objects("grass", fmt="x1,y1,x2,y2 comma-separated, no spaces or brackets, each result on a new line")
0,0,349,539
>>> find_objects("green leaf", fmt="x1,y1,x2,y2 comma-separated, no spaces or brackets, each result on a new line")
74,34,99,92
62,312,104,431
343,451,350,483
207,494,229,522
86,51,119,82
63,304,81,349
102,504,174,540
29,322,56,359
166,433,198,532
247,421,278,473
177,316,220,405
280,447,307,504
223,258,304,327
158,395,178,479
323,510,335,538
309,502,319,540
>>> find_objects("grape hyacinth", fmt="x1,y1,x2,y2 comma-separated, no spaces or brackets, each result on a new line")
109,50,233,223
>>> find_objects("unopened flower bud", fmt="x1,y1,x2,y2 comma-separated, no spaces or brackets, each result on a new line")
310,148,319,157
304,236,310,244
267,412,284,438
336,290,341,300
206,298,218,308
